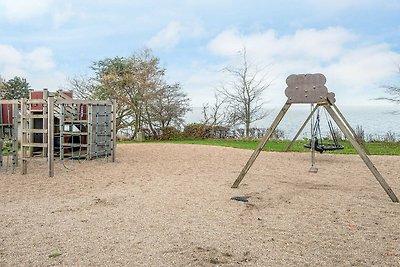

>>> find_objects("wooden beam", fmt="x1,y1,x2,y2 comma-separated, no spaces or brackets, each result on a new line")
21,99,28,175
22,129,48,134
13,103,19,168
232,102,291,188
54,99,112,105
0,100,19,104
47,96,54,177
324,104,399,202
111,100,117,162
60,103,65,160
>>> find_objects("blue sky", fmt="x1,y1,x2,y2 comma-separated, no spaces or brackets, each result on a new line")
1,0,400,108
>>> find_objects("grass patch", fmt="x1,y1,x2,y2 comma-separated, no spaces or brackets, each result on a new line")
119,139,400,155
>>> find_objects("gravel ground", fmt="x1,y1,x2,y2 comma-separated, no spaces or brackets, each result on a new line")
1,143,400,266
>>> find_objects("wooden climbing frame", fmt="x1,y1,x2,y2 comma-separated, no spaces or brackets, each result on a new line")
1,89,117,177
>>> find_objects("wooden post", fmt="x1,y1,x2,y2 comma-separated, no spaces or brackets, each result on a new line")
111,100,117,162
232,102,291,188
21,99,28,174
43,89,48,158
60,103,64,160
324,104,399,202
87,104,93,160
13,102,19,168
47,96,54,177
309,104,318,173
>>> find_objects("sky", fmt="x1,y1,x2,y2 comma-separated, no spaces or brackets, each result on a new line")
1,0,400,109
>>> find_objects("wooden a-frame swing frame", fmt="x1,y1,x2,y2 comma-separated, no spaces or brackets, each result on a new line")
232,74,399,203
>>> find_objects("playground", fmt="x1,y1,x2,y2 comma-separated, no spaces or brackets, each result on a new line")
1,143,400,266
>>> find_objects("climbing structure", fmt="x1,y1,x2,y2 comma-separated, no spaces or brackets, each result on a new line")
1,89,116,177
232,73,399,203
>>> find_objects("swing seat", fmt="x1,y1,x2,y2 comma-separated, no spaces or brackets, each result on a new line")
304,142,344,153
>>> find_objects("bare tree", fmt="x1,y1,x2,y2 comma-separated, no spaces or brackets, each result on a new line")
201,92,228,126
143,82,191,138
218,48,271,137
376,66,400,114
68,75,98,100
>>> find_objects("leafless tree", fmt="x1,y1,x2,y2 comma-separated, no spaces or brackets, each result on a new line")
218,48,272,137
201,92,229,126
376,66,400,114
68,75,97,100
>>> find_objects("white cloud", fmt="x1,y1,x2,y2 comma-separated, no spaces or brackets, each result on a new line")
53,4,76,29
0,44,66,90
208,27,355,63
147,21,182,49
306,0,373,10
0,0,52,21
147,20,205,50
0,44,24,66
26,47,55,71
206,27,400,106
0,0,81,28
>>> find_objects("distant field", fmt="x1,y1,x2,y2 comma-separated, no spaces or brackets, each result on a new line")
120,139,400,156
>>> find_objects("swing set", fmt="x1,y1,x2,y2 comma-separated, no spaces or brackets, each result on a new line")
303,105,344,153
232,73,398,203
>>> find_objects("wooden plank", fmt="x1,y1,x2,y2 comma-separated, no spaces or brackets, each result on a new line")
21,114,48,119
285,73,333,104
43,96,48,158
21,98,28,175
22,143,48,148
62,132,88,136
87,104,93,160
26,99,47,104
13,103,19,168
54,99,112,105
232,102,291,188
22,129,48,134
59,104,65,160
64,120,88,123
0,100,19,104
324,104,399,203
48,96,54,177
62,153,88,158
63,143,88,148
111,100,117,162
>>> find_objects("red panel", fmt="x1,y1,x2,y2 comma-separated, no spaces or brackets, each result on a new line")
30,91,44,99
1,104,14,124
65,91,73,98
31,91,44,111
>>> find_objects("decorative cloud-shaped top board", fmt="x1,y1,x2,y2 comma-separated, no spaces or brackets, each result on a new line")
285,73,336,104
